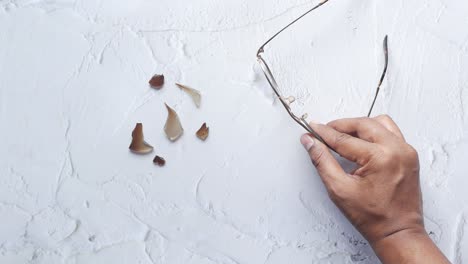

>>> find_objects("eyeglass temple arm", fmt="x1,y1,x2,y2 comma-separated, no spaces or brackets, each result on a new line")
367,35,389,117
257,0,329,57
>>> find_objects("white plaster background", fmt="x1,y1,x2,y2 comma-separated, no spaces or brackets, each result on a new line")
0,0,467,263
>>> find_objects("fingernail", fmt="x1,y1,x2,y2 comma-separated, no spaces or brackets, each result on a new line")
300,134,315,151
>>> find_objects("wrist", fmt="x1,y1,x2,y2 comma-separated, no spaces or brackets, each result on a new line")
372,226,427,251
372,227,450,264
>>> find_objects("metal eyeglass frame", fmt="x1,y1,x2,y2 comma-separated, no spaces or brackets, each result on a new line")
256,0,388,150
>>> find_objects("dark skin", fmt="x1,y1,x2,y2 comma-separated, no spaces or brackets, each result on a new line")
300,115,450,264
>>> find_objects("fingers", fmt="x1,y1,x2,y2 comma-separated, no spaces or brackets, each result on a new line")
308,122,375,165
327,117,397,144
300,134,351,188
372,115,405,141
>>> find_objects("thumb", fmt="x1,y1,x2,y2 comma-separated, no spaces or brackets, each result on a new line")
300,134,347,187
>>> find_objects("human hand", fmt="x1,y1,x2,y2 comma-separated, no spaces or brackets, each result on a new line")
300,115,449,263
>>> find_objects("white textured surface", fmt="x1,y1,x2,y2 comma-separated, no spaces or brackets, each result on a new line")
0,0,467,263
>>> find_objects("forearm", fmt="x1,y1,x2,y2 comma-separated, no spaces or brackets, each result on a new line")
372,228,450,264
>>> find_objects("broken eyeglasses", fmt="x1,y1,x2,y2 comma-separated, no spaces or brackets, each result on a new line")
256,0,388,150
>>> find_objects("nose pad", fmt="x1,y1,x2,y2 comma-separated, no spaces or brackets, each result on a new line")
281,96,296,106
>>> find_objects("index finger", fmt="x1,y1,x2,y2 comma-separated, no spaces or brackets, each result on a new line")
327,117,398,144
309,122,376,165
